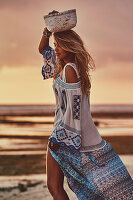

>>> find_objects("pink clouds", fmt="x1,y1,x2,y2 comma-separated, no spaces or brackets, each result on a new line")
0,0,133,68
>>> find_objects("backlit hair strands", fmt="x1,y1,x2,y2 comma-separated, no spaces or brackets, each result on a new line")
53,30,95,95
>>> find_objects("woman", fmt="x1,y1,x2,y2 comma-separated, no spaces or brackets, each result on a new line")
39,27,133,200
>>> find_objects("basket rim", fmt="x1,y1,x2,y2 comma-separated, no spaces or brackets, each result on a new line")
44,9,76,19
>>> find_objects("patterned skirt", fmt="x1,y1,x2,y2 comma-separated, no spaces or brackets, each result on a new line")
49,139,133,200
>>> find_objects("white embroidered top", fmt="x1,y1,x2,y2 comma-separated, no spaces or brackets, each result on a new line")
41,46,104,152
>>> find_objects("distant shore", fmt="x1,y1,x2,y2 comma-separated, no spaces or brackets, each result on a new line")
0,104,133,176
0,135,133,176
0,104,133,118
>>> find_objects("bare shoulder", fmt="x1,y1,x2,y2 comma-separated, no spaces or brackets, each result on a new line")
65,65,78,83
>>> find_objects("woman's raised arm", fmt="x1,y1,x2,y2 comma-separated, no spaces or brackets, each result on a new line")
38,28,51,55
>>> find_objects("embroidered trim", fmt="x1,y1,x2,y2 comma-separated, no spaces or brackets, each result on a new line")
49,137,81,150
80,139,106,152
56,75,81,90
42,46,57,80
49,121,81,150
73,95,81,120
60,121,81,134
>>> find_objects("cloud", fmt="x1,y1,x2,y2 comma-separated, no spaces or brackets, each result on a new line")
0,0,133,68
0,0,44,10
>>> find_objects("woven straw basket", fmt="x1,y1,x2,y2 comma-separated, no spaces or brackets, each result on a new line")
44,9,77,32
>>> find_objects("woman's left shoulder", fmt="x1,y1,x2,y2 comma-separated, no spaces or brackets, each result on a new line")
65,64,78,83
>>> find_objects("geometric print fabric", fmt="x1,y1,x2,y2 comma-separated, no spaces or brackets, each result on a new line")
49,140,133,199
49,123,81,150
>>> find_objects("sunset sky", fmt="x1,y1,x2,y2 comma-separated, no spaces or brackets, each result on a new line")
0,0,133,105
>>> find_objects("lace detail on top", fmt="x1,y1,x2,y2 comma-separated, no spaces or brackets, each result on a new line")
41,46,57,80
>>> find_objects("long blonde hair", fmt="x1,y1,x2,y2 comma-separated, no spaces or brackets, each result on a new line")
53,30,95,95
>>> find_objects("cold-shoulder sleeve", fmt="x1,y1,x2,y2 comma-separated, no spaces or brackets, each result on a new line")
41,46,57,80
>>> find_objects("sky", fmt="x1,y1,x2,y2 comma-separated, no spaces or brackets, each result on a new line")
0,0,133,105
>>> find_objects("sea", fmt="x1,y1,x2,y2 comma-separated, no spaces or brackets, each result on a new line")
0,104,133,154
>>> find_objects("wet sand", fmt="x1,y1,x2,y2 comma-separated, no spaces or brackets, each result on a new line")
0,155,132,200
0,105,133,199
0,174,77,200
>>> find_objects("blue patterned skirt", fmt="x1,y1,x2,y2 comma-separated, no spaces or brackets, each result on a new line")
49,139,133,200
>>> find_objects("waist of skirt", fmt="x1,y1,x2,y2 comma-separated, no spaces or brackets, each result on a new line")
80,139,106,152
48,138,106,152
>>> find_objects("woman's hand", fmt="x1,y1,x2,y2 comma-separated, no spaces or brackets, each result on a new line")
48,10,59,15
43,27,52,38
38,10,59,54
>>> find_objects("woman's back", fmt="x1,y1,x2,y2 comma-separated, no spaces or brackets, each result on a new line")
61,62,103,151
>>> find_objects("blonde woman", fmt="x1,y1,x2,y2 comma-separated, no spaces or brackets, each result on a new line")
39,28,133,199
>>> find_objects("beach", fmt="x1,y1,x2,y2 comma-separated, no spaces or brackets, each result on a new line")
0,155,133,200
0,104,133,199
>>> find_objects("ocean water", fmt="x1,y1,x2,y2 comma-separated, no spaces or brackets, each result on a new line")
0,104,133,152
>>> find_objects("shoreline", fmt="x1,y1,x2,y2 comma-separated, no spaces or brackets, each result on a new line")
0,104,133,118
0,155,132,200
0,135,133,176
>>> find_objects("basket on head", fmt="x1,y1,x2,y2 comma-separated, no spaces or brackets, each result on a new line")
44,9,77,32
